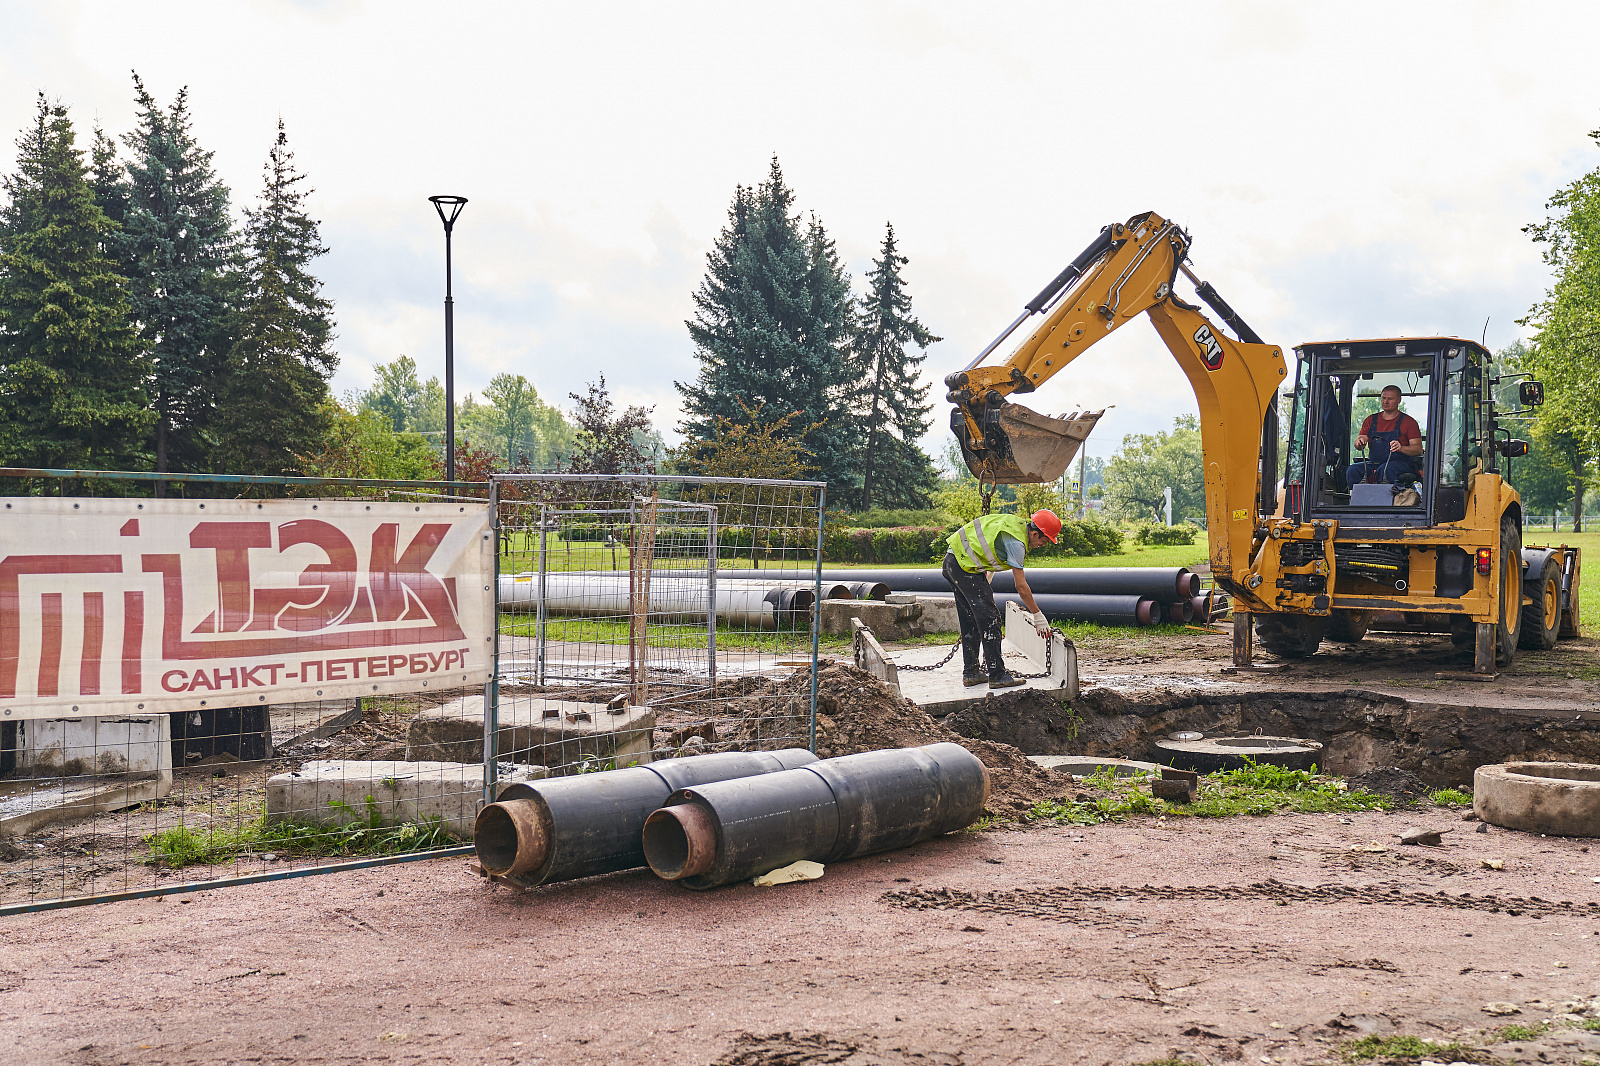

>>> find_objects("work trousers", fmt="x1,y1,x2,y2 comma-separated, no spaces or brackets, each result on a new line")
942,552,1005,678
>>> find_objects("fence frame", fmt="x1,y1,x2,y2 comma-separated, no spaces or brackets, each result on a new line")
0,467,828,914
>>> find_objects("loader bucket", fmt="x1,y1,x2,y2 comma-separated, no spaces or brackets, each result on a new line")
961,403,1104,484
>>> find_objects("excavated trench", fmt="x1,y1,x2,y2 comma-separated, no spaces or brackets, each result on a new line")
940,686,1600,788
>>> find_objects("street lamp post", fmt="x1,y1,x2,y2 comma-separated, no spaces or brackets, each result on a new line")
429,195,468,483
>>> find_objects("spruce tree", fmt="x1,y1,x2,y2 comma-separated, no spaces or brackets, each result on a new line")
117,74,237,475
0,96,149,469
677,157,860,488
213,121,335,475
849,222,941,509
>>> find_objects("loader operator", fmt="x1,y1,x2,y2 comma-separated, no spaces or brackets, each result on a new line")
943,510,1060,689
1347,385,1423,487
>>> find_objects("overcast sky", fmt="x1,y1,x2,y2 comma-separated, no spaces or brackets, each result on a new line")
3,0,1597,468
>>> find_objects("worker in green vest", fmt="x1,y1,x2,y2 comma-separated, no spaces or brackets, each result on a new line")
942,509,1061,688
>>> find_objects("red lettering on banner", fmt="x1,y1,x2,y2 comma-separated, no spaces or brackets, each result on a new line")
80,591,104,696
122,590,143,694
264,663,284,685
249,520,359,632
189,522,272,634
370,524,456,623
389,654,408,676
239,665,265,687
214,666,239,689
300,660,322,682
188,671,216,692
367,656,387,677
38,593,63,697
0,554,123,697
410,654,427,674
325,659,348,681
162,670,187,692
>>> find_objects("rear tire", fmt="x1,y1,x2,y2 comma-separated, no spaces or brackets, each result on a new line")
1519,554,1561,651
1495,516,1521,668
1326,609,1372,644
1255,613,1326,658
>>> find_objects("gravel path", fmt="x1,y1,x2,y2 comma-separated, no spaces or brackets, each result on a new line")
4,807,1598,1065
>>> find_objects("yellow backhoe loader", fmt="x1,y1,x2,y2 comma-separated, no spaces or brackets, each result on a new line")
947,211,1581,676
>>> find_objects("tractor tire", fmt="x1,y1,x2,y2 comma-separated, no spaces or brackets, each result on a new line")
1255,613,1326,658
1326,609,1372,644
1518,553,1561,651
1494,516,1521,668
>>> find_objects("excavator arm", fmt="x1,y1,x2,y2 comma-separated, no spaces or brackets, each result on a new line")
946,212,1288,604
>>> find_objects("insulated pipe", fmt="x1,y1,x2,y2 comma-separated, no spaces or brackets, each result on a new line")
473,748,819,884
643,742,988,890
715,566,1199,600
917,591,1160,627
1190,595,1209,623
498,573,813,629
846,581,891,601
1167,599,1194,624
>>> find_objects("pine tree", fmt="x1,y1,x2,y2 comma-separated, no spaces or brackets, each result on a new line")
677,157,859,488
849,222,941,509
0,96,150,469
117,73,238,475
213,121,335,475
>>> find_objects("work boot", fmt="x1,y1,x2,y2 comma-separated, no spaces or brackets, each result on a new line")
988,671,1025,689
962,672,986,688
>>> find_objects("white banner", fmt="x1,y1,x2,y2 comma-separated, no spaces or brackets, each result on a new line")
0,498,494,721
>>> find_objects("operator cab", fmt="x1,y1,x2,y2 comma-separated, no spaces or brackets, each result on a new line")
1282,338,1495,528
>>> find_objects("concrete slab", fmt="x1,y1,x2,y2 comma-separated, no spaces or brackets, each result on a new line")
406,695,655,769
0,774,172,837
851,619,899,690
1027,755,1161,777
890,604,1078,716
265,760,548,838
17,715,171,778
819,598,922,640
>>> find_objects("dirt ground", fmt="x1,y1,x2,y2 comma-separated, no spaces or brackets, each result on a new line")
4,803,1599,1065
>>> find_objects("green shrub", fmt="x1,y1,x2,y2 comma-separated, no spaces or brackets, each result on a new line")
1134,522,1199,546
822,525,950,564
831,508,947,529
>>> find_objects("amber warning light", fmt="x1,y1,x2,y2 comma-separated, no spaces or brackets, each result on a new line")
1476,549,1493,576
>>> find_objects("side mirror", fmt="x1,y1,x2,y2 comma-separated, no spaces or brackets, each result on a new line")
1519,381,1545,406
1499,439,1530,458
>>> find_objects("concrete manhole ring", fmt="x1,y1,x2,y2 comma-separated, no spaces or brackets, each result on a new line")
1473,761,1600,837
1152,735,1324,773
1027,756,1160,777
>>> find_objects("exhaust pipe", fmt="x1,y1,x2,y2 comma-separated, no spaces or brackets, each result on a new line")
642,743,988,890
474,748,819,886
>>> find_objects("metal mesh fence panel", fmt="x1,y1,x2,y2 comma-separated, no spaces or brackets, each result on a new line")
0,471,490,912
0,469,824,912
490,474,824,778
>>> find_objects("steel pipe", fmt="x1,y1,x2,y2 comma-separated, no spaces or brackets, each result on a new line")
473,748,819,885
498,572,813,629
918,591,1160,627
642,742,988,890
716,566,1198,600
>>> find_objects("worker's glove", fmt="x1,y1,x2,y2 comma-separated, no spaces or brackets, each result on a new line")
1029,610,1052,639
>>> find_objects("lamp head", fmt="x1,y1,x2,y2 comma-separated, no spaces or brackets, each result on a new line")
429,194,468,230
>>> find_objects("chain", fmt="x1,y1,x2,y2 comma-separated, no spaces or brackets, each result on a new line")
977,458,997,517
895,626,1062,679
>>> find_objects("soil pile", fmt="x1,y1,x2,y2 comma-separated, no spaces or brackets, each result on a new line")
1348,766,1433,804
783,661,1075,815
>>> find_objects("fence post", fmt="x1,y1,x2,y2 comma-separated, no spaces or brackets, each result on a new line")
809,485,825,754
707,507,718,688
536,502,548,686
484,477,501,806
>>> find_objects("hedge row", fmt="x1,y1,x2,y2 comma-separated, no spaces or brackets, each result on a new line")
1132,522,1199,546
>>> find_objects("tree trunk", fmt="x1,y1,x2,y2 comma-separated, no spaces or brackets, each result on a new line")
155,415,168,499
1574,476,1585,534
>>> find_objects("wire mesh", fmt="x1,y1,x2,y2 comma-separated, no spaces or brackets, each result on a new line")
491,474,824,775
0,469,824,912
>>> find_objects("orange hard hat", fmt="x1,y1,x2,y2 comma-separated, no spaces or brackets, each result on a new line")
1029,509,1062,543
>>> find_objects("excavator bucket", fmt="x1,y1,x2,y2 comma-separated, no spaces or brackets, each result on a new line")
961,402,1104,485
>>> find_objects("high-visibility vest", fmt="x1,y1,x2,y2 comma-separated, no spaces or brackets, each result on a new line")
946,512,1028,573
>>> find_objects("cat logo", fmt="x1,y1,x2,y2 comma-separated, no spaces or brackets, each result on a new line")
1193,325,1225,370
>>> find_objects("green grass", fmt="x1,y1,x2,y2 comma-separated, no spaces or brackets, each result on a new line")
498,611,835,653
144,796,457,869
1522,529,1600,633
1493,1021,1551,1042
1429,788,1473,806
1023,761,1387,828
1340,1035,1480,1062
